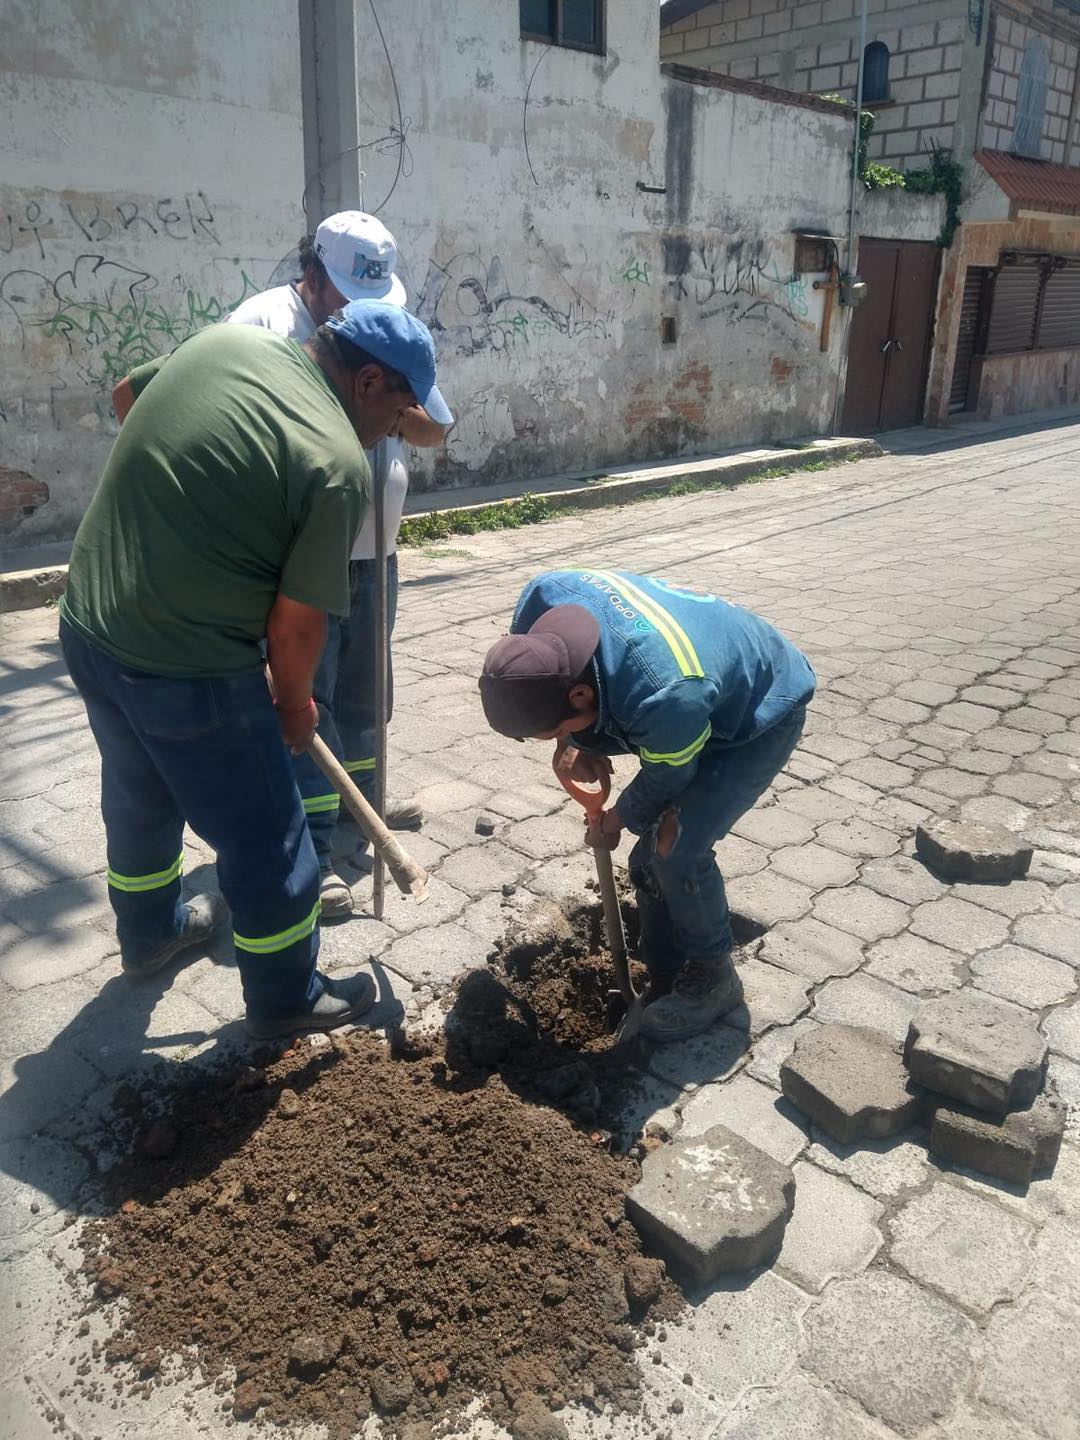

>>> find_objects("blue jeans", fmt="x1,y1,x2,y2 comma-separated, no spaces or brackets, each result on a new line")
292,555,398,866
60,620,322,1023
629,705,807,977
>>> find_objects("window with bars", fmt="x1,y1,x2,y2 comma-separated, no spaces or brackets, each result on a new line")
985,253,1080,355
520,0,605,53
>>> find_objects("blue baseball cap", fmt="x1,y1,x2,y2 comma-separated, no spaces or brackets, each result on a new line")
325,300,453,427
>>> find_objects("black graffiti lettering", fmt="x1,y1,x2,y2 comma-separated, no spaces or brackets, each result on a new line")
115,201,158,236
155,199,186,240
19,201,52,262
66,202,112,244
185,191,219,243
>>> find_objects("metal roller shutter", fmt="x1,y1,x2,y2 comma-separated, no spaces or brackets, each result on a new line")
950,267,989,412
986,260,1042,354
1036,261,1080,351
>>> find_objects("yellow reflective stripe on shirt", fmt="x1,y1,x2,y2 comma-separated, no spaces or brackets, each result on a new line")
588,571,704,678
640,722,712,767
107,852,184,893
343,758,376,773
233,901,322,955
302,793,340,815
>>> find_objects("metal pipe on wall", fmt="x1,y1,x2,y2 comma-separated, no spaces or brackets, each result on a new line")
846,0,870,277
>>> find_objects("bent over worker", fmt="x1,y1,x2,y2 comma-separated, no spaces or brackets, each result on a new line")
60,301,450,1039
478,570,815,1044
228,209,450,918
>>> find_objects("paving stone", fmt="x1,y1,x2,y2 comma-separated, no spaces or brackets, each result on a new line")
1056,882,1080,917
0,1385,57,1440
929,1086,1067,1185
961,684,1022,709
680,1072,808,1165
758,917,864,984
954,877,1050,918
716,1375,885,1440
774,1160,883,1294
860,854,947,906
915,818,1033,883
905,991,1048,1116
625,1123,795,1280
979,726,1043,756
643,1019,747,1090
747,1017,820,1090
978,1292,1080,1439
812,972,920,1043
376,875,470,935
909,896,1010,954
917,767,990,800
655,1269,809,1409
842,756,916,790
1047,1054,1080,1138
730,806,815,849
1043,999,1080,1061
780,1022,923,1144
801,1270,975,1437
780,788,858,823
808,1128,932,1200
725,870,814,930
715,833,771,878
814,818,900,859
923,1402,1046,1440
888,1181,1036,1315
0,925,118,991
0,1134,90,1248
936,701,998,733
949,747,1015,776
767,843,858,890
811,886,908,942
895,678,959,706
960,794,1032,831
994,771,1064,807
1013,912,1080,966
433,841,528,898
381,922,491,985
972,945,1076,1008
1,876,111,934
1008,706,1069,736
1030,1216,1080,1310
726,958,811,1039
500,808,590,861
866,933,966,995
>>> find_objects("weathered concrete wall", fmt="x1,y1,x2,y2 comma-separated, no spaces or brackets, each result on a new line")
339,1,855,494
0,0,305,552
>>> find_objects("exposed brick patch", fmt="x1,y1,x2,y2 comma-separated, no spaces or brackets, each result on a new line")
0,467,49,535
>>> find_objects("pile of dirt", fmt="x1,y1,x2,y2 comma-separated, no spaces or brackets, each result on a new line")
82,1024,682,1438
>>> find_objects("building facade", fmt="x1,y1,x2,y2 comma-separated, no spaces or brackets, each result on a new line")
662,0,1080,428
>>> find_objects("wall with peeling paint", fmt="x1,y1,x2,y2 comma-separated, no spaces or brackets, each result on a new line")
331,1,854,495
0,0,304,553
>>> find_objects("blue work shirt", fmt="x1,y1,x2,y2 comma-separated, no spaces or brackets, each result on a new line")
511,570,815,835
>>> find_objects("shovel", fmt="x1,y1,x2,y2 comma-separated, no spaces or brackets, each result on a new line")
552,748,643,1042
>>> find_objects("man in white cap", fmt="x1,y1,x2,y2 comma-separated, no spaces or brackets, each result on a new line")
229,212,449,918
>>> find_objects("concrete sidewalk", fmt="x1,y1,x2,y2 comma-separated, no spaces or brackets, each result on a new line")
2,418,1080,1438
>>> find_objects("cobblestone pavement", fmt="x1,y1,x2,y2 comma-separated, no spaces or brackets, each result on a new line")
3,417,1080,1439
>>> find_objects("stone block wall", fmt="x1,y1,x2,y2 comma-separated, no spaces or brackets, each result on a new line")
980,7,1079,163
662,0,971,171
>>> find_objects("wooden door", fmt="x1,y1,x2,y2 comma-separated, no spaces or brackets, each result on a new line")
842,239,940,433
841,242,897,434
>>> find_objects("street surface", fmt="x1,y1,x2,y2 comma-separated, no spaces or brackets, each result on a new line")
3,415,1080,1439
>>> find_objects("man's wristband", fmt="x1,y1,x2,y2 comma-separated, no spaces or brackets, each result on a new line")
274,698,315,716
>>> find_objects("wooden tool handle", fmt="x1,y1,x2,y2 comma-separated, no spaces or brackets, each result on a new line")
308,733,428,901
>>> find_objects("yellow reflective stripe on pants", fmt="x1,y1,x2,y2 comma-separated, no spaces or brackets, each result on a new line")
302,793,340,815
640,723,713,766
590,570,705,678
233,900,322,955
107,852,184,893
344,758,376,773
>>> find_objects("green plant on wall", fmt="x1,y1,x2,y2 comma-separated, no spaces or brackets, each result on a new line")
825,98,963,247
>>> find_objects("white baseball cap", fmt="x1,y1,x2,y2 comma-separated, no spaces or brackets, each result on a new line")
313,211,407,306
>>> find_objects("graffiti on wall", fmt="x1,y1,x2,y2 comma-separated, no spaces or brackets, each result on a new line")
1,192,264,395
668,237,810,327
413,250,620,358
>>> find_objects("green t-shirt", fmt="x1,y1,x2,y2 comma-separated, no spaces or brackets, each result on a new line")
61,324,369,677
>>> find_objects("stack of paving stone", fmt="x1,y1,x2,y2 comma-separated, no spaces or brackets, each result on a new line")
780,819,1065,1188
623,819,1066,1289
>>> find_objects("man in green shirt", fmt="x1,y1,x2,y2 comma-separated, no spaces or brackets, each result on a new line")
60,301,452,1038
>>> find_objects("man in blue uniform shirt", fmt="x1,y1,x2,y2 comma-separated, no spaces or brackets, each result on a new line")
478,570,815,1043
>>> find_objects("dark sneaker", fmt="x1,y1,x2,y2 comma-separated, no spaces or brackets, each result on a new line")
244,971,377,1040
638,954,743,1044
386,796,423,831
121,893,228,979
318,868,354,922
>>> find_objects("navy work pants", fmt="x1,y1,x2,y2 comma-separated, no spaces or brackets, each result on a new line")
629,705,807,977
60,621,322,1023
291,554,397,866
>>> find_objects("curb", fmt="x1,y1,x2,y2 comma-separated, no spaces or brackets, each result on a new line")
0,439,881,615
